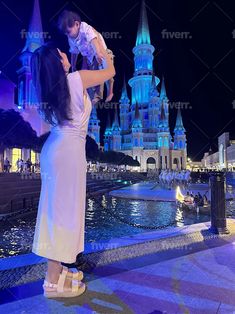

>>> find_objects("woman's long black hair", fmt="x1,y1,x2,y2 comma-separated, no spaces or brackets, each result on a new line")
31,44,73,126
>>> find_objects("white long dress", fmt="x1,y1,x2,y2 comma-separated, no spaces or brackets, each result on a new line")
32,71,92,263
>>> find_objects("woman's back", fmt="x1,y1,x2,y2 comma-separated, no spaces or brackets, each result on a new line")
50,71,92,140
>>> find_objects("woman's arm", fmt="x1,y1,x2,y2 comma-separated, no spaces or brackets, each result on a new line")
71,53,78,72
79,48,115,89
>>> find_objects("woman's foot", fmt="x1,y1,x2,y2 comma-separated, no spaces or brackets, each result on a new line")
43,267,86,298
45,262,83,284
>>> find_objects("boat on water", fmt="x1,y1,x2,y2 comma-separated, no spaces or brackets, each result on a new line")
176,186,210,213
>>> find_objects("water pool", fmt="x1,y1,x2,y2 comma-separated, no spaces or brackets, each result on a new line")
0,195,234,258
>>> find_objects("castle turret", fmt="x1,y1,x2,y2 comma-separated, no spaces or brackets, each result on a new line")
159,76,169,124
111,107,121,151
17,0,44,109
128,0,160,108
16,0,50,136
157,102,171,168
119,75,130,132
173,108,186,150
149,70,160,129
88,106,100,147
132,102,143,148
173,108,187,169
104,113,112,151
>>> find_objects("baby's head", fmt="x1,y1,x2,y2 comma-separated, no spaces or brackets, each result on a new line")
57,10,81,39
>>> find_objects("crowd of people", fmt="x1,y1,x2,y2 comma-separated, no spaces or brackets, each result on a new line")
3,157,40,173
184,191,208,206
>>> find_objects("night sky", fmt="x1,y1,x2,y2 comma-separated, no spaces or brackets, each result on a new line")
0,0,234,161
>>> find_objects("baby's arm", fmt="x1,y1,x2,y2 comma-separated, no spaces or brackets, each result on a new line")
68,37,79,72
83,22,105,63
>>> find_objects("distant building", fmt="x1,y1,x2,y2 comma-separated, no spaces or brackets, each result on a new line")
103,1,187,171
0,0,49,170
202,132,235,171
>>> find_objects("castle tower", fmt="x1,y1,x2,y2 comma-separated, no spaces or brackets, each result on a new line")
88,106,100,147
104,113,112,151
132,102,143,147
128,0,160,109
173,108,186,150
148,70,160,129
157,102,171,169
173,108,187,169
160,76,169,124
103,0,187,171
17,0,50,136
119,75,130,132
17,0,44,109
111,107,121,151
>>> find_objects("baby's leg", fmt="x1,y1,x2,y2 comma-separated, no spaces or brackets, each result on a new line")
105,77,114,102
90,57,104,105
104,49,115,102
92,83,104,105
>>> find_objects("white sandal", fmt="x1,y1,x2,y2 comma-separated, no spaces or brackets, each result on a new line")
43,267,86,298
62,265,84,281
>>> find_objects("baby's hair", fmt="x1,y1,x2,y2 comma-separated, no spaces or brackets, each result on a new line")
57,10,81,33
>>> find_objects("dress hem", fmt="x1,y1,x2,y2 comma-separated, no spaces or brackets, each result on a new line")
31,248,84,264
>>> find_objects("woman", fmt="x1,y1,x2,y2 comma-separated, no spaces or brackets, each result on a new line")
31,43,115,298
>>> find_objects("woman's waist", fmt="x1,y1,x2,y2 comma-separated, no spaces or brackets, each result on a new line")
50,125,88,139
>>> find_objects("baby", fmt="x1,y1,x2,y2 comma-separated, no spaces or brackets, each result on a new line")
58,10,114,104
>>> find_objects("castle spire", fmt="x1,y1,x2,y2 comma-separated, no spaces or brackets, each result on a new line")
173,108,187,151
136,0,151,46
160,76,168,100
112,107,121,131
174,108,185,133
22,0,44,53
132,102,142,128
158,102,169,131
120,75,130,104
105,112,112,135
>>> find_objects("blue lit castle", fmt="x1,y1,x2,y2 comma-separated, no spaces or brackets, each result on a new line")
103,1,187,171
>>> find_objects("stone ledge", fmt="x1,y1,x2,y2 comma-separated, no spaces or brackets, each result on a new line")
1,220,235,290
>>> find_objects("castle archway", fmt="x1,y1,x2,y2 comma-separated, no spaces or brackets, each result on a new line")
146,157,156,170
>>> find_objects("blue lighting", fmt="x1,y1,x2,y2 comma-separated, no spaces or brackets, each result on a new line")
103,0,187,162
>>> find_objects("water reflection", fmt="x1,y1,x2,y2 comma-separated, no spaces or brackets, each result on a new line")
0,197,234,258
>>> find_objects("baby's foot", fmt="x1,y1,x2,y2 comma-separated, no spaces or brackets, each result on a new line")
92,97,101,106
105,93,114,102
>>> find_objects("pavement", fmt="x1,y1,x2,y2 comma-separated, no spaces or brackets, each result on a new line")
1,220,235,313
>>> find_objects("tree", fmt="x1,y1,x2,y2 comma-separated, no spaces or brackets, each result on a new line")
86,135,99,160
98,150,140,167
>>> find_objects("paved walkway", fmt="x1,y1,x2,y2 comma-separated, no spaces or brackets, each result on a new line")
1,233,235,313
